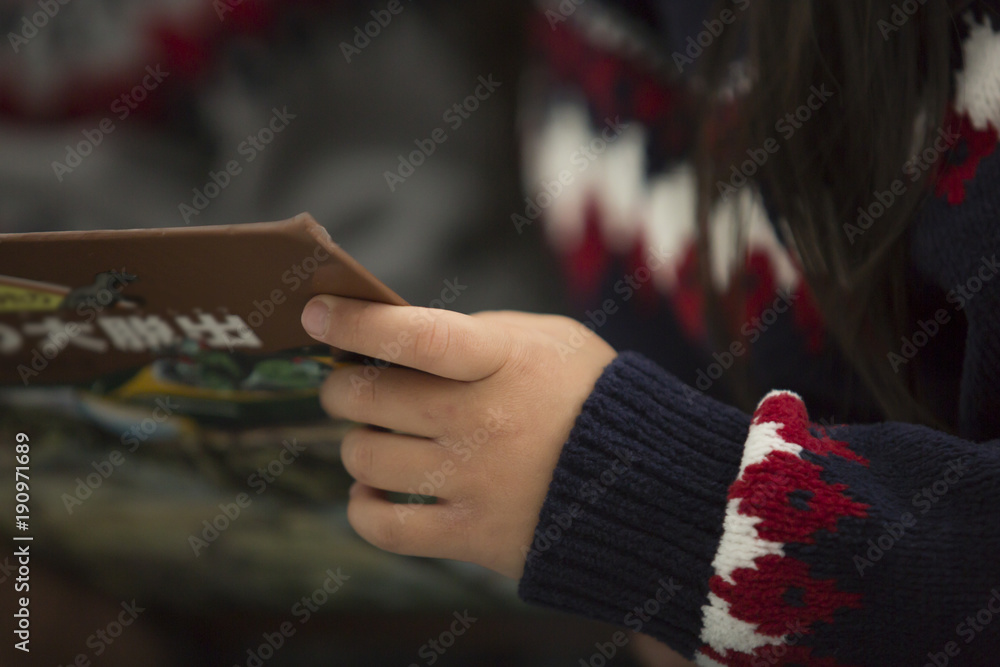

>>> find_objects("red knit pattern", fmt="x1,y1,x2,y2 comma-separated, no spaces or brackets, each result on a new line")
564,199,610,300
703,392,867,666
792,281,827,354
731,450,869,544
935,109,999,205
532,12,695,157
752,393,868,465
625,233,665,313
670,244,707,340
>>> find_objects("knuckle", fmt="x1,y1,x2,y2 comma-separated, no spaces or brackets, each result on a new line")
415,317,453,362
438,498,476,530
422,398,456,425
499,336,534,378
346,437,375,483
348,302,371,347
368,516,403,552
434,499,479,552
344,370,377,417
548,314,576,328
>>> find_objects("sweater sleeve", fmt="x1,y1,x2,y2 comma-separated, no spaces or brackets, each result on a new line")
518,352,1000,666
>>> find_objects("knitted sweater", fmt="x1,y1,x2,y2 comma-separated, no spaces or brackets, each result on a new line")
517,2,1000,665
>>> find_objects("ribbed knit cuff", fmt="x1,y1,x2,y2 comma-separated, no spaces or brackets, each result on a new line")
517,352,751,658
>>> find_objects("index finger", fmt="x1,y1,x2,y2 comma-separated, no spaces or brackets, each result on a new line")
301,295,512,381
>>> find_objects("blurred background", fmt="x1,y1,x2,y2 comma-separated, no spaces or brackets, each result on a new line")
0,1,677,665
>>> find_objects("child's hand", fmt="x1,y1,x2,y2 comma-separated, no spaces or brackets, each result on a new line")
301,296,617,579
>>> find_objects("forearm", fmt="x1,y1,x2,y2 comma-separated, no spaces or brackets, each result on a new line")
519,352,1000,666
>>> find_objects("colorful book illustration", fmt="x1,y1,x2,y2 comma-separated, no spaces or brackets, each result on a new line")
0,215,519,614
0,213,407,433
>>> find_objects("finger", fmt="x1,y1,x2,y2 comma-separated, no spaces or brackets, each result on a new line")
346,483,473,561
474,310,603,364
473,310,579,338
320,365,463,437
340,427,462,495
301,296,511,381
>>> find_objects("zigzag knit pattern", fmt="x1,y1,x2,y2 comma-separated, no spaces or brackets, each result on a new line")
696,392,869,666
519,2,1000,665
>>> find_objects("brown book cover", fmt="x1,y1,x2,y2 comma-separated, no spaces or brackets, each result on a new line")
0,213,406,429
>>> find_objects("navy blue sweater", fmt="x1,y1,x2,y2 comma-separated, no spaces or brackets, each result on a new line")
517,1,1000,665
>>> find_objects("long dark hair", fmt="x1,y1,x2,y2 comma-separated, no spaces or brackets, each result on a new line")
695,0,966,426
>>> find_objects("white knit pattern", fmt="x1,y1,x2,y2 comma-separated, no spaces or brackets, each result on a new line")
955,13,1000,131
694,391,803,666
525,101,802,295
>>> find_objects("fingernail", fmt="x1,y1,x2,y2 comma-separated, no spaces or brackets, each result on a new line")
302,300,330,337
